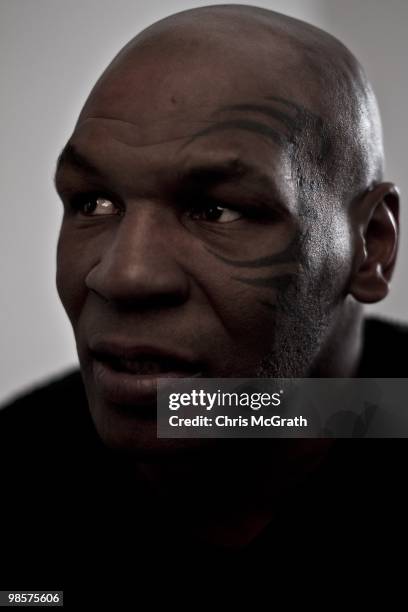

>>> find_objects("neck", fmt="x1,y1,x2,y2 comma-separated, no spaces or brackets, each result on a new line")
120,439,332,548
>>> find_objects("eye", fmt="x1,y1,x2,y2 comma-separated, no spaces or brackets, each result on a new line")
69,193,120,216
189,201,243,223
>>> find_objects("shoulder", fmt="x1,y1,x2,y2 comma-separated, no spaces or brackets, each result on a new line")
364,315,408,342
0,369,106,586
359,316,408,376
0,367,85,417
0,368,95,449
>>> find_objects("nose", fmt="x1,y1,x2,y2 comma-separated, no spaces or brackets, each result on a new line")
85,206,190,309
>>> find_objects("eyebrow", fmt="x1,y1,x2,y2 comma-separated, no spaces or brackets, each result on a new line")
176,158,291,215
54,141,281,195
53,140,276,195
180,157,255,181
177,157,282,199
54,143,104,187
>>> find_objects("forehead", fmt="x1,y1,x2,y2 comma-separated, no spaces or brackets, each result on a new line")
76,24,315,132
58,34,323,205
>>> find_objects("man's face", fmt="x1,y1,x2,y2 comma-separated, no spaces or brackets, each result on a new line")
55,35,352,453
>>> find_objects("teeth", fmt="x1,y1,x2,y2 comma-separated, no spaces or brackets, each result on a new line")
117,359,164,374
99,353,194,375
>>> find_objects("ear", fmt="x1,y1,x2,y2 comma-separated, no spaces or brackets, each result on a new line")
349,182,399,304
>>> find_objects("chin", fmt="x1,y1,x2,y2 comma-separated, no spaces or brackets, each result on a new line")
89,397,221,459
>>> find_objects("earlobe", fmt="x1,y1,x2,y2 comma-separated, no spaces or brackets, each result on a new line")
349,183,399,304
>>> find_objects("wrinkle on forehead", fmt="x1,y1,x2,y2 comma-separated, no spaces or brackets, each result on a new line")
74,88,321,154
68,114,291,182
75,4,384,200
74,116,205,150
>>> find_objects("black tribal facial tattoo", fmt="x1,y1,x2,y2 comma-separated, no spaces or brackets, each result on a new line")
182,95,333,190
207,230,310,313
180,97,347,378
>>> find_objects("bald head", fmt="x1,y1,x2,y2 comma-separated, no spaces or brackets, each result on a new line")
56,4,399,454
77,3,384,205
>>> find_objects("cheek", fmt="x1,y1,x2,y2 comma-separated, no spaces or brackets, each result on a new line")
309,217,353,302
229,285,274,334
198,266,279,356
56,229,89,324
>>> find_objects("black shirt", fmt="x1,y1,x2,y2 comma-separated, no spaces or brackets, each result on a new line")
1,317,407,603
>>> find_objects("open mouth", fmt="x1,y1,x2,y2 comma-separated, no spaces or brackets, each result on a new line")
89,344,203,406
93,352,200,376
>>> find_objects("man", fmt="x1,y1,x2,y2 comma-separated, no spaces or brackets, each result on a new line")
1,3,406,598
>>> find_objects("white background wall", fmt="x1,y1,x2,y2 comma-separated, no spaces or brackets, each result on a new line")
1,0,406,404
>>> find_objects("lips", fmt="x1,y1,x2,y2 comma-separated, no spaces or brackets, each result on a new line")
88,340,203,407
94,351,199,376
106,356,172,375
